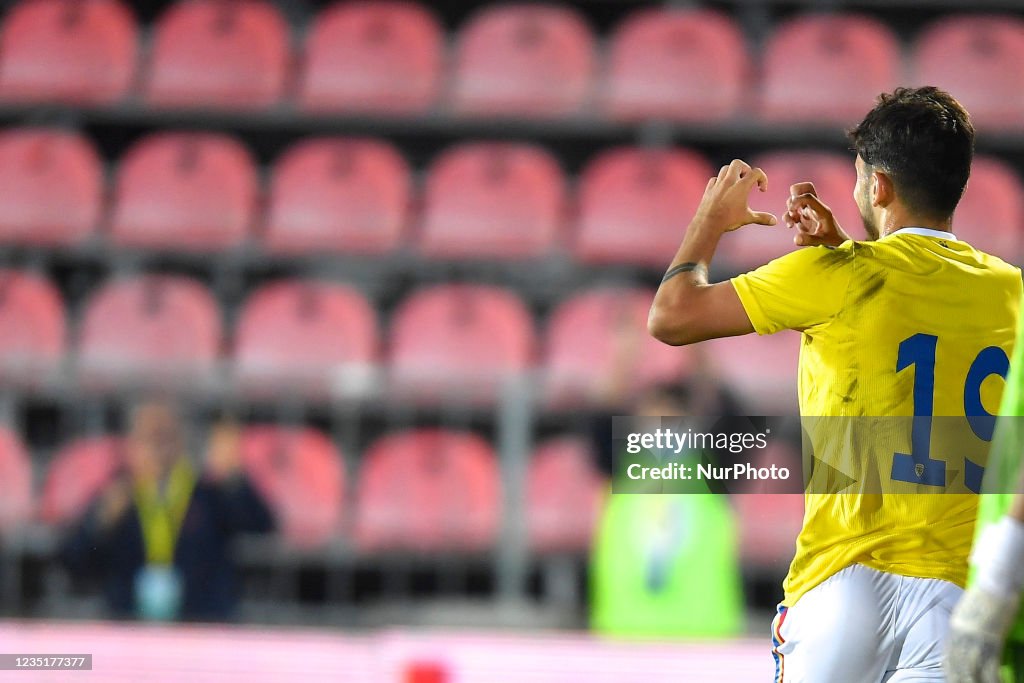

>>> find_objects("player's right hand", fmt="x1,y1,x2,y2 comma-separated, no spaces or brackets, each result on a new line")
786,182,851,248
944,583,1020,683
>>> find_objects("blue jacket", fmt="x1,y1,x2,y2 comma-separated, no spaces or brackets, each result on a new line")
62,474,274,622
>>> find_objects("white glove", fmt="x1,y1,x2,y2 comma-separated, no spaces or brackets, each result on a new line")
945,517,1024,683
945,584,1019,683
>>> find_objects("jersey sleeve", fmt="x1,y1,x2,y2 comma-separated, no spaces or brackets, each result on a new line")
730,243,855,335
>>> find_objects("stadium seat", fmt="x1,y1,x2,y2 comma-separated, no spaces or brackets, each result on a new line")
0,269,65,382
543,287,694,406
264,138,410,255
698,330,801,413
913,16,1024,131
0,128,102,247
299,1,443,114
728,151,862,271
355,429,500,551
39,436,122,526
527,437,604,552
234,280,378,397
420,142,566,259
574,147,713,266
110,132,257,252
389,284,534,401
0,0,137,105
145,0,289,109
955,156,1024,262
605,9,748,122
451,4,595,117
240,425,346,548
734,492,804,570
0,427,32,531
760,14,900,125
77,275,221,385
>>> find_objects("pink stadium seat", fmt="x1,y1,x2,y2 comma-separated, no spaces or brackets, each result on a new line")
575,147,713,266
728,151,862,271
913,16,1024,131
110,132,257,252
760,14,900,125
735,492,804,570
78,275,221,385
265,138,410,255
0,269,65,381
452,4,595,117
355,429,500,551
40,436,122,526
0,0,137,105
527,437,604,552
955,156,1024,262
543,288,694,406
950,156,1024,262
235,280,378,397
145,0,288,109
605,9,748,122
299,1,442,114
420,142,566,259
0,427,32,531
0,128,102,247
389,284,534,401
241,425,345,548
698,330,801,413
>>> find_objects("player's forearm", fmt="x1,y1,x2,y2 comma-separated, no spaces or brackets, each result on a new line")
648,215,725,345
973,512,1024,596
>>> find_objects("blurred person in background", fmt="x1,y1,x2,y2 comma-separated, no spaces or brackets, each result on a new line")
61,400,273,622
590,381,744,638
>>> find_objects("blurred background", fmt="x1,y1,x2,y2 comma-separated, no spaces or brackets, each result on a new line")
0,0,1020,680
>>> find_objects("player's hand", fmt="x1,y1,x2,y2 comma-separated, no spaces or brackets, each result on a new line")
785,182,852,248
944,583,1020,683
97,478,131,529
695,159,778,232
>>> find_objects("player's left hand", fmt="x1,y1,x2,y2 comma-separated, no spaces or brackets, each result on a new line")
944,583,1020,683
694,159,778,232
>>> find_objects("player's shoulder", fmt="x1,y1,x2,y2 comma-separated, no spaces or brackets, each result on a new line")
967,245,1020,276
768,241,858,271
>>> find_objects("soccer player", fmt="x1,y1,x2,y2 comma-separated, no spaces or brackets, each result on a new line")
944,311,1024,683
648,86,1022,682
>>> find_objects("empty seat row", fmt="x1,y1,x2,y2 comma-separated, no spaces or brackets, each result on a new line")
2,271,736,405
1,128,1020,266
1,1,1023,129
9,425,606,552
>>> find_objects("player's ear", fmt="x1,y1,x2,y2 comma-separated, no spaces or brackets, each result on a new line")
871,170,895,208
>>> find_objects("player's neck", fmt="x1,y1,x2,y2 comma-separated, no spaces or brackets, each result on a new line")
879,207,953,238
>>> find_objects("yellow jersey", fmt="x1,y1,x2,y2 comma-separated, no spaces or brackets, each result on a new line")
731,228,1022,607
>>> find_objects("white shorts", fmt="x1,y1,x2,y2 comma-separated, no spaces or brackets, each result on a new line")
771,564,963,683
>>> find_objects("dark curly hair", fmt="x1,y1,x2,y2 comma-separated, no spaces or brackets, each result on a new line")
848,86,974,221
